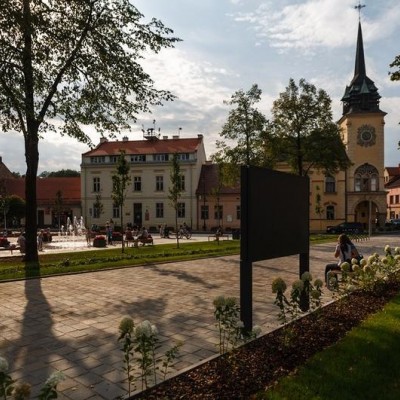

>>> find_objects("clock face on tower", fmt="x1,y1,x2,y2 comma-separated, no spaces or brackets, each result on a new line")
357,124,376,147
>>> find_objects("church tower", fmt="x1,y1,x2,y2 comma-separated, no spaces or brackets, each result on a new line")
338,20,387,230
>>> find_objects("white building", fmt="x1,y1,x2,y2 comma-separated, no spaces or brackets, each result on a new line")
81,134,206,231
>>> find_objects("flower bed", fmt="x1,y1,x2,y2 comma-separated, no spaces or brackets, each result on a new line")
93,235,107,247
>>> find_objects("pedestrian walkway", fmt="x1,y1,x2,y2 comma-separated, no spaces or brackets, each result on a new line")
0,234,398,399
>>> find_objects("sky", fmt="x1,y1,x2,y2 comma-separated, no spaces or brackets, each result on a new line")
1,0,399,175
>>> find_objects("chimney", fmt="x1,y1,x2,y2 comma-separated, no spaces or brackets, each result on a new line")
162,136,168,140
198,134,203,139
122,136,129,141
172,135,179,139
99,137,108,144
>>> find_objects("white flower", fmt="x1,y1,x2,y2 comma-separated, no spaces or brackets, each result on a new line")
346,284,356,293
45,371,65,388
151,324,158,336
351,258,359,265
0,356,9,373
135,320,153,338
395,247,400,255
292,280,304,291
252,325,262,337
301,272,312,282
384,245,391,253
236,320,244,329
360,258,367,267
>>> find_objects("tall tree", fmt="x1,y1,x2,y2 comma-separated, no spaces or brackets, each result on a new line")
0,0,180,262
111,150,130,253
212,84,273,183
168,153,183,249
270,78,351,176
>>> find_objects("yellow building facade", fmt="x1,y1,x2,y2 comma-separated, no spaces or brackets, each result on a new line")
309,21,387,233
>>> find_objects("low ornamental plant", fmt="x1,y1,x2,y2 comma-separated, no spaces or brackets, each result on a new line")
272,273,324,346
118,317,182,398
330,245,400,297
213,296,261,355
0,355,64,400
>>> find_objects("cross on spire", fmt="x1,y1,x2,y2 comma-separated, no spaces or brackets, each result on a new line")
354,1,366,20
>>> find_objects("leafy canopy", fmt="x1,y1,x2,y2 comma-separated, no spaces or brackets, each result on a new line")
0,0,181,145
270,78,351,176
213,84,272,168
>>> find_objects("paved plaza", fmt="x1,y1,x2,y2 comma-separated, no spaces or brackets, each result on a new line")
0,234,399,399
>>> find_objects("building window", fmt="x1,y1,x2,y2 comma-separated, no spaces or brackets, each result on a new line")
110,155,118,163
93,204,100,218
178,175,185,191
396,195,400,204
354,163,379,192
131,155,146,163
156,203,164,218
177,202,185,218
90,156,105,163
93,177,100,192
201,205,209,220
133,176,142,191
214,205,223,220
113,204,120,219
236,205,241,220
390,195,394,205
155,176,164,191
326,205,335,220
177,153,189,161
325,176,336,193
154,154,168,162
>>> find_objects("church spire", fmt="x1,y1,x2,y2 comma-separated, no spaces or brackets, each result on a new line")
354,21,366,81
341,19,382,115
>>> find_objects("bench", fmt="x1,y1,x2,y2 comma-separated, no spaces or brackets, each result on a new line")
136,237,154,247
0,245,21,255
208,234,230,241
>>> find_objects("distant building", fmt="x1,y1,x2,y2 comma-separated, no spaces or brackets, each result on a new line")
296,20,387,233
80,134,206,230
384,165,400,220
0,171,81,228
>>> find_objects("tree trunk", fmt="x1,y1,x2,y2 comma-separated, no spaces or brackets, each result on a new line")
121,205,125,253
24,129,39,263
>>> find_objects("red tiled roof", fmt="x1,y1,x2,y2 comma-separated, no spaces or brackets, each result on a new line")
83,137,203,156
385,166,400,177
3,177,81,206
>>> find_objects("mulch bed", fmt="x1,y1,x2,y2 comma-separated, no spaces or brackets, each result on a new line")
132,282,400,399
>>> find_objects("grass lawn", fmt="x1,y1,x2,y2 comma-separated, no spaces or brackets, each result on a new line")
258,292,400,400
0,234,342,282
0,240,241,281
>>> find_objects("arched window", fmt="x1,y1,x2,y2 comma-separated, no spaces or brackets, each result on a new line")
326,205,335,220
354,164,379,192
325,176,336,193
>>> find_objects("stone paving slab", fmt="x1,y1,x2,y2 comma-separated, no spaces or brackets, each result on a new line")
0,234,398,399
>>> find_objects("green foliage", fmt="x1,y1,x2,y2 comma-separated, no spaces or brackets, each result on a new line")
118,318,181,396
41,169,80,177
212,84,273,182
389,54,400,81
213,296,261,354
0,0,180,261
272,273,324,346
168,153,182,248
270,78,351,176
112,150,131,252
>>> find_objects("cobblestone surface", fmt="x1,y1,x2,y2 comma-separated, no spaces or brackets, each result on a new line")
0,234,398,399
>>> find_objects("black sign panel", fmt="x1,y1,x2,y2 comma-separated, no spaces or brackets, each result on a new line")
240,166,309,263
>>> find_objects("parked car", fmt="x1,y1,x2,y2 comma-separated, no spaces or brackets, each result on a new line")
326,222,364,234
389,219,400,226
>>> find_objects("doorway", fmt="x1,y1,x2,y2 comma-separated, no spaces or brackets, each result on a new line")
134,203,142,227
